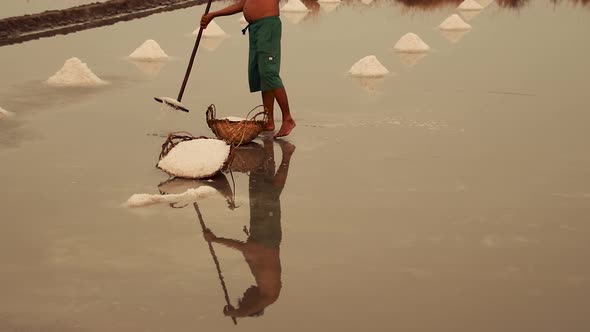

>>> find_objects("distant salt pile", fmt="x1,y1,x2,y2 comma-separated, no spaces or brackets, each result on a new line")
46,57,107,86
281,0,311,12
458,0,484,10
319,1,341,13
157,139,230,179
196,20,227,38
393,33,430,53
348,55,389,77
126,186,217,208
128,39,168,61
439,14,472,31
477,0,494,8
0,106,14,118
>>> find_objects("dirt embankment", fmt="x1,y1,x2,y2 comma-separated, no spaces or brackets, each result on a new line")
0,0,210,46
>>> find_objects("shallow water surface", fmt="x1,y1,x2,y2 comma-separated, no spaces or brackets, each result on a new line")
1,1,590,331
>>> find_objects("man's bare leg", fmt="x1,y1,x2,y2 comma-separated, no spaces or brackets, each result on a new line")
262,90,275,131
273,87,296,138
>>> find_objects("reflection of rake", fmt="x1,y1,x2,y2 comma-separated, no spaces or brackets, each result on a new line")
193,202,237,325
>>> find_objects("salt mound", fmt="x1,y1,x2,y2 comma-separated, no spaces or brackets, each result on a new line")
46,57,107,86
196,20,227,38
348,55,389,77
128,39,169,61
439,14,472,31
458,0,484,10
224,116,246,122
281,0,310,12
477,0,494,8
157,139,230,179
393,33,430,53
0,106,14,118
126,186,217,208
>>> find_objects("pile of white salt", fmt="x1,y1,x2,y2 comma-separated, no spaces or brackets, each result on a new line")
281,0,310,12
348,55,389,77
195,20,227,38
128,39,169,61
458,0,484,10
439,14,472,31
393,33,430,53
126,186,217,208
157,139,230,179
46,57,107,86
224,116,246,122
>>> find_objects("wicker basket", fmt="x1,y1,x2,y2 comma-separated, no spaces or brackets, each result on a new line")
206,104,268,146
156,132,233,179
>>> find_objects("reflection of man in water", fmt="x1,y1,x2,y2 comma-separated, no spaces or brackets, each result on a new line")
203,138,295,318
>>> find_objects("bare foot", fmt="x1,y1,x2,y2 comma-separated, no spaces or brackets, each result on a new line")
274,119,296,138
277,140,296,155
263,123,275,131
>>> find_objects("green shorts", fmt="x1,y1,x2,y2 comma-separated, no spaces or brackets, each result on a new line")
248,16,284,93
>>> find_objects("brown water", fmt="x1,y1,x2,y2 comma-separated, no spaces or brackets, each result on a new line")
1,1,590,331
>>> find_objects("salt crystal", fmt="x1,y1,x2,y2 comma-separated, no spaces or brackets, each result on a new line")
195,20,227,38
224,116,246,122
46,57,107,86
458,0,484,11
393,33,430,53
128,39,169,61
439,14,472,31
126,186,217,208
157,139,230,179
281,0,310,12
348,55,389,77
0,106,14,118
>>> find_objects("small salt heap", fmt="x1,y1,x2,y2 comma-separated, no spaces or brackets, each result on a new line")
348,55,389,77
46,57,107,86
393,33,430,53
458,0,484,10
224,116,246,122
157,139,230,179
0,106,14,118
476,0,494,8
281,0,310,12
439,14,472,31
196,20,227,38
128,39,169,61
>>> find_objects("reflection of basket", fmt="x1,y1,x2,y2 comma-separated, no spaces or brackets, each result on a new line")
206,104,268,146
229,142,266,173
157,132,233,179
158,173,237,209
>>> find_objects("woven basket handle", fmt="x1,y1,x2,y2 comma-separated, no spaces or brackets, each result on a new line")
246,105,265,119
206,104,217,122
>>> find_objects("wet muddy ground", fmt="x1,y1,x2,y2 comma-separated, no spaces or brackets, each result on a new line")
1,1,589,331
